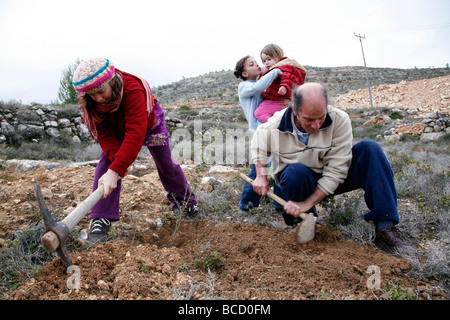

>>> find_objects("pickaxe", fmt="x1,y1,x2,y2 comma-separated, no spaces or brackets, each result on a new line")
239,172,317,244
34,178,104,268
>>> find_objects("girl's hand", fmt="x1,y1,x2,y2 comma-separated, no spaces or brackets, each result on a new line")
98,169,120,198
278,86,287,95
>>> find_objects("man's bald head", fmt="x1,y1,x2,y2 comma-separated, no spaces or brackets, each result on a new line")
292,83,329,113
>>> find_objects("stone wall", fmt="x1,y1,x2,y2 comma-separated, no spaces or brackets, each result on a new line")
0,105,90,145
388,110,450,141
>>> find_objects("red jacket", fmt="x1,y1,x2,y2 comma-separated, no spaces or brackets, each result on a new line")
95,73,156,177
261,57,306,101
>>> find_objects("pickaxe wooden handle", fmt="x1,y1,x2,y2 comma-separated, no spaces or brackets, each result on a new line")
35,178,105,268
238,172,316,243
238,172,310,220
40,185,104,253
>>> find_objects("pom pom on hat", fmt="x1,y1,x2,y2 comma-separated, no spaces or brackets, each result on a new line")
72,58,115,92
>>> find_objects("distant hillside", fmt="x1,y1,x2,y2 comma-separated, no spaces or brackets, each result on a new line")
152,66,450,107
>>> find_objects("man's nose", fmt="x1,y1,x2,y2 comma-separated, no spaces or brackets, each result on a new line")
311,121,321,130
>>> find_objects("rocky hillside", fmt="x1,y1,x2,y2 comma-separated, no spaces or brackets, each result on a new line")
337,74,450,113
336,75,450,142
1,66,449,148
152,66,450,106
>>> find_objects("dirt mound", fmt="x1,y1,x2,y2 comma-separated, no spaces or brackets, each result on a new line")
11,215,413,300
1,165,440,301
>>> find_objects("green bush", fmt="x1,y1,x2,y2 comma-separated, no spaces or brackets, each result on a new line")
194,251,226,272
58,59,81,104
389,110,404,120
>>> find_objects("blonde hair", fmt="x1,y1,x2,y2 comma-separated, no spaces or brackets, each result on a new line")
260,43,284,60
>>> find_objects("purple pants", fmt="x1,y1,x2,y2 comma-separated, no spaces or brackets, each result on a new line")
90,144,197,221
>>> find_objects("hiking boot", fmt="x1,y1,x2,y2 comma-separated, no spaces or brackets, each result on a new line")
88,218,111,244
373,225,417,256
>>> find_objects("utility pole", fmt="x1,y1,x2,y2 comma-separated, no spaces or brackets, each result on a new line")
354,33,374,109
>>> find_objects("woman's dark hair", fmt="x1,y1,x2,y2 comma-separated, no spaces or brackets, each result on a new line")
82,72,123,112
234,55,250,81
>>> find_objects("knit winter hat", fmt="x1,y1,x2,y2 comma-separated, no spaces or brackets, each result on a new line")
72,58,115,93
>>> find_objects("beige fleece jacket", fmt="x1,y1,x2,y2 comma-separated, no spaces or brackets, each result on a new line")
250,105,353,195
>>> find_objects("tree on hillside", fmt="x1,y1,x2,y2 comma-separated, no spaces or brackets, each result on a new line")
58,58,81,104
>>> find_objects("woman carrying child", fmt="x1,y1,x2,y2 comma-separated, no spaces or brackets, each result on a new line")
234,55,284,215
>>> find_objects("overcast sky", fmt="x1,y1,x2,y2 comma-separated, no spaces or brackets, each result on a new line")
0,0,449,104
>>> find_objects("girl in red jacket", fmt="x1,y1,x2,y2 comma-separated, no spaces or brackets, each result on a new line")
254,44,306,123
72,58,200,243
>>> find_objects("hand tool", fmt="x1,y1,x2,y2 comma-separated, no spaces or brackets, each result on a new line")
34,178,104,268
239,172,317,244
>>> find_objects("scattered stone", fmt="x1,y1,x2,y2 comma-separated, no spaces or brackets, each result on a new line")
97,280,110,291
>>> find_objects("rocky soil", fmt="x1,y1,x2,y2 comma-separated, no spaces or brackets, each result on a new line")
0,165,434,300
336,75,450,115
1,75,449,301
337,75,450,142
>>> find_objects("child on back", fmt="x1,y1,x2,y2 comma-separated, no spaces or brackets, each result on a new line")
254,44,306,123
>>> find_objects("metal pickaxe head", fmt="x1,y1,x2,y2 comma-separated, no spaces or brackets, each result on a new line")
34,178,72,268
238,172,316,244
295,213,317,244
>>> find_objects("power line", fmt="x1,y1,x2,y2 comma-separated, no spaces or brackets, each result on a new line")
354,33,374,109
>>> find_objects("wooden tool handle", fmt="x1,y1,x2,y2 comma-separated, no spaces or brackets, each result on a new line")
62,185,104,231
239,172,287,206
41,185,104,252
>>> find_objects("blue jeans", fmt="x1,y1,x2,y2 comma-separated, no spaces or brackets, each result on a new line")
239,164,285,211
278,140,399,225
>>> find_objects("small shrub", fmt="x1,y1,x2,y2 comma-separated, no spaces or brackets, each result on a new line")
353,123,384,140
139,263,150,273
0,138,95,161
194,251,226,272
389,111,404,120
322,192,363,229
0,99,22,111
400,133,420,142
0,223,53,295
179,105,191,110
386,279,416,300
